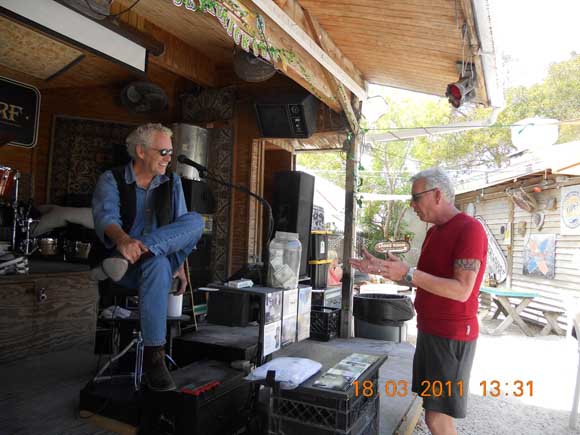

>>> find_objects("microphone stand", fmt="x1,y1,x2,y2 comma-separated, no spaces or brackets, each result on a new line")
197,168,274,283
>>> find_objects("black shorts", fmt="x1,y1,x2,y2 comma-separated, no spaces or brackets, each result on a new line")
412,331,477,418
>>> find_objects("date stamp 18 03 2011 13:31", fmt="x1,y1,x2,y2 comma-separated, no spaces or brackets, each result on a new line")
353,380,534,398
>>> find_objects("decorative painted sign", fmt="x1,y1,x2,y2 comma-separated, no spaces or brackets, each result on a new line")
475,216,508,284
0,76,40,148
561,185,580,235
172,0,284,62
523,233,556,279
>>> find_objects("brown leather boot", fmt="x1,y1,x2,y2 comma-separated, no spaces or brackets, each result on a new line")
143,346,176,392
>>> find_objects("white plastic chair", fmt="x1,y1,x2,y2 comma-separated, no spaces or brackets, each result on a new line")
569,312,580,429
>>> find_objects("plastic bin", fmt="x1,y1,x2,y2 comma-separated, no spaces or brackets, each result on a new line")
309,260,331,289
310,306,340,341
309,230,331,261
312,287,341,309
353,293,414,342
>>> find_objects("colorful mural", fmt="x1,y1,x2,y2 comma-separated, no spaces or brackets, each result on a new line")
522,234,556,279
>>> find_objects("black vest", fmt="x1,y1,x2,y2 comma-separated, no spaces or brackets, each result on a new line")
110,166,174,231
90,167,175,266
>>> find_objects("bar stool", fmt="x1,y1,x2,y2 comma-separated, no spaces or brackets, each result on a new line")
93,281,145,390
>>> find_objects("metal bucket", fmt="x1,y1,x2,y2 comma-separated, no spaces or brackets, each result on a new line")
170,124,209,181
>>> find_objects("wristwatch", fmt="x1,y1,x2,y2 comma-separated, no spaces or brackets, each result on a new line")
404,266,416,284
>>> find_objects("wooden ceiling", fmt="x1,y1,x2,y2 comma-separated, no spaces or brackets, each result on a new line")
115,0,488,103
0,0,489,106
299,0,470,97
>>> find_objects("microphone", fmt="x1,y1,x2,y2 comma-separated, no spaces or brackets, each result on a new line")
177,155,208,176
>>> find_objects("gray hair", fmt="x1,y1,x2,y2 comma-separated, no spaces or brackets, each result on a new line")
125,123,172,159
411,167,455,202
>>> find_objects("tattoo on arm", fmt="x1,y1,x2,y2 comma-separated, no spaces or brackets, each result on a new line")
454,259,481,272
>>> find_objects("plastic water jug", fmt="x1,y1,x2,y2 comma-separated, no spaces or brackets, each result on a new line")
267,231,301,289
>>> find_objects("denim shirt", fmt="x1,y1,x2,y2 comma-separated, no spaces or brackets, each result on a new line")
92,163,188,248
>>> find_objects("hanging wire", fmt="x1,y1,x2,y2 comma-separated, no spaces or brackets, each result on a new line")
365,118,580,132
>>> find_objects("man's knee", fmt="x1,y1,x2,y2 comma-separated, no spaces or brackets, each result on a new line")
142,255,172,276
425,410,456,435
181,212,204,246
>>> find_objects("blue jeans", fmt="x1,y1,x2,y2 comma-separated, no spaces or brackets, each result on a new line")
117,212,204,346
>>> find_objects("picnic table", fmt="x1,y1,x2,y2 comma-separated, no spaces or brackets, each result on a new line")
479,286,539,337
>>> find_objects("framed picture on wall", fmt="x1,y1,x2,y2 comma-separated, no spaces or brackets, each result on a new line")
522,233,556,279
560,185,580,235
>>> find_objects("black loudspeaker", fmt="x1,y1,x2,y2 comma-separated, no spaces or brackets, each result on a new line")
181,178,215,289
181,178,216,214
272,171,315,278
255,93,319,138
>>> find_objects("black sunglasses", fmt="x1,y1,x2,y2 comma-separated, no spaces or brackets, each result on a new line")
411,188,437,202
150,147,173,157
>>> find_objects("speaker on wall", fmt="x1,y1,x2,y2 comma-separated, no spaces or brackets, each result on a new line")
255,93,319,139
272,171,315,278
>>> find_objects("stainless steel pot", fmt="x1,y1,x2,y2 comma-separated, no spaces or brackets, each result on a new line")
38,238,60,256
64,240,91,260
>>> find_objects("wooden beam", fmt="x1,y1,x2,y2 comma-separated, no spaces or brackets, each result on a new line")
457,0,489,105
249,0,367,101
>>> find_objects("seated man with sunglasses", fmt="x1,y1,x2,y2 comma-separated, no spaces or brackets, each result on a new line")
91,123,204,392
350,167,487,435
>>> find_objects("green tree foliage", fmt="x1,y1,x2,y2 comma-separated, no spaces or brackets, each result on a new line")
499,53,580,143
298,54,580,246
296,150,346,187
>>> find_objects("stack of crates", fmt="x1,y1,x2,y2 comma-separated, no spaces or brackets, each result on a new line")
269,364,380,435
308,230,332,289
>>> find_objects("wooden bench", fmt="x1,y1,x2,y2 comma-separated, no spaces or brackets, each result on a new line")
479,286,539,336
539,309,566,336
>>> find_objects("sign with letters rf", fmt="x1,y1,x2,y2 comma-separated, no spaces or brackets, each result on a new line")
0,76,41,148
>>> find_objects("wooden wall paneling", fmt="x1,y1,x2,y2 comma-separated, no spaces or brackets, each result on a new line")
247,139,265,264
0,271,98,364
112,4,218,87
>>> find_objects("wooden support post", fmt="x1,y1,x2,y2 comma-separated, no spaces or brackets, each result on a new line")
341,133,360,338
506,198,514,288
302,8,361,338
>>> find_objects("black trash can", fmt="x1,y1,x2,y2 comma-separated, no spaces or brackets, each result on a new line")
353,293,415,342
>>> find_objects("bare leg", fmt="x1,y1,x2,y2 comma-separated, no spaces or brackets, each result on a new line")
425,410,457,435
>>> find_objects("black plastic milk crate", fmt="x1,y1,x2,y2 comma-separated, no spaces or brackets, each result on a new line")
310,306,340,341
270,372,380,434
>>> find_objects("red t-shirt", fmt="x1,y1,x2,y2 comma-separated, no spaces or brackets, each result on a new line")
414,213,488,341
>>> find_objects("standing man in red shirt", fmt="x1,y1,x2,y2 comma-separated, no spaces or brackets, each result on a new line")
350,167,487,435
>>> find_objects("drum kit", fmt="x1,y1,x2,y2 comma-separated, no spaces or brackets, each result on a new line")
1,164,94,275
0,165,31,274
